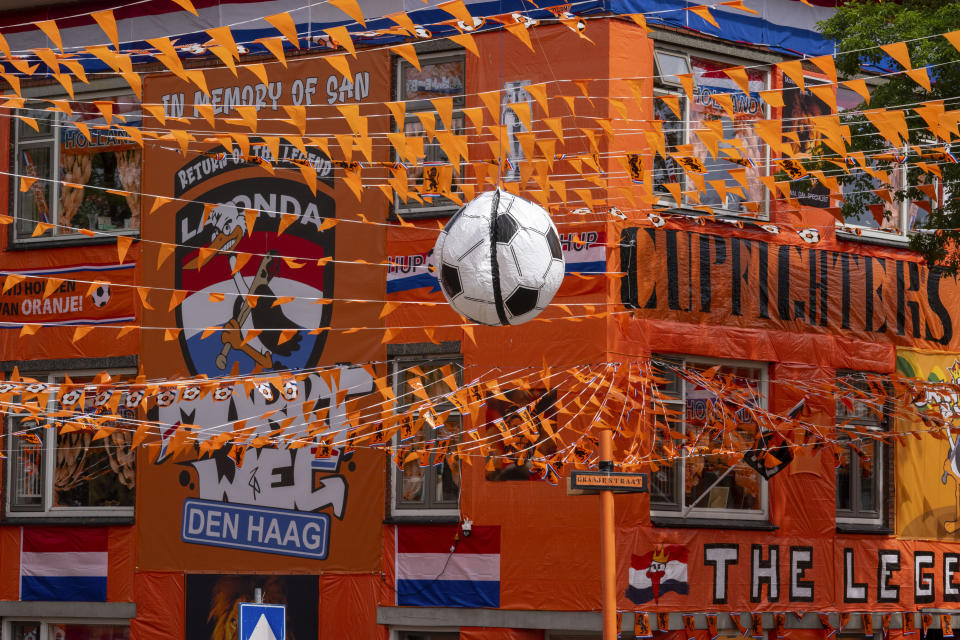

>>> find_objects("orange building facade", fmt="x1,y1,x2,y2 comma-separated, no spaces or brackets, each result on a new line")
0,2,957,640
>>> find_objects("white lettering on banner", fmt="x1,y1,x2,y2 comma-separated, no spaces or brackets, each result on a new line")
20,295,84,316
157,365,373,450
700,543,960,606
180,499,331,559
179,188,331,243
160,72,373,117
191,447,348,516
704,544,738,604
751,545,779,602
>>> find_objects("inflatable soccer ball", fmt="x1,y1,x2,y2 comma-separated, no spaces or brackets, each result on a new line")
433,189,565,326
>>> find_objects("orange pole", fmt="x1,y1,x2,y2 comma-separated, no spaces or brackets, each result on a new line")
599,428,617,640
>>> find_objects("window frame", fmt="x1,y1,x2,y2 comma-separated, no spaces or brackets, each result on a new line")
388,353,464,520
3,618,130,640
836,147,939,243
835,371,890,527
11,87,142,245
651,47,771,220
392,49,466,219
4,368,137,520
649,355,770,522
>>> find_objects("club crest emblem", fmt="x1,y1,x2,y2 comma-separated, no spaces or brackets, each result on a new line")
175,176,335,376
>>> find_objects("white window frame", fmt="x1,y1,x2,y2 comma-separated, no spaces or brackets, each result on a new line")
3,617,130,640
652,48,771,220
835,371,888,527
393,49,466,218
836,146,939,243
649,356,770,521
5,368,137,519
12,87,142,244
388,356,463,519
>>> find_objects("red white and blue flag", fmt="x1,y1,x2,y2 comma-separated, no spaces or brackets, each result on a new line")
20,527,108,602
396,524,500,608
627,544,689,604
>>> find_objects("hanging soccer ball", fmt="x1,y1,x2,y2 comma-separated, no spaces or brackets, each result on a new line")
433,189,565,326
91,284,111,308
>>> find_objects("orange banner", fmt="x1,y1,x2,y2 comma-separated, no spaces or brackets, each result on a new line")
619,227,954,351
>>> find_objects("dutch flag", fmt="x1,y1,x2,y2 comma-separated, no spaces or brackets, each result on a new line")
626,544,689,605
20,527,108,601
396,524,500,608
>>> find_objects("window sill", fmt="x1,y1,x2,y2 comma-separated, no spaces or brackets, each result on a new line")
10,233,140,251
659,205,770,224
835,229,912,249
651,516,778,531
385,514,461,525
2,515,134,526
836,523,893,535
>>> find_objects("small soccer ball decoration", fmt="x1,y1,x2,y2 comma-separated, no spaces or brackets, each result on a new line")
433,189,565,326
91,284,111,308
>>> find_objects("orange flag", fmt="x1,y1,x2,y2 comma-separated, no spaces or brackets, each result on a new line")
719,0,759,14
758,89,784,108
36,20,64,53
326,55,351,80
169,0,199,16
843,79,870,105
480,91,501,122
117,235,133,264
906,67,931,91
439,0,473,24
723,66,751,94
91,10,119,50
686,5,719,28
504,23,534,52
265,13,300,48
393,43,420,71
447,33,478,57
256,37,287,67
206,26,240,60
809,54,837,84
330,0,366,26
880,41,912,71
779,60,805,92
944,31,960,54
324,26,356,56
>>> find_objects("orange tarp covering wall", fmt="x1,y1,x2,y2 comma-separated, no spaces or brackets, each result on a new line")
319,574,387,640
130,572,185,640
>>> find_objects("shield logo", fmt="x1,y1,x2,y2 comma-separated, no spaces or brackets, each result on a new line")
175,176,335,376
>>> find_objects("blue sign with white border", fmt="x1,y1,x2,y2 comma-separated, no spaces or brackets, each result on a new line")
239,603,285,640
180,498,330,559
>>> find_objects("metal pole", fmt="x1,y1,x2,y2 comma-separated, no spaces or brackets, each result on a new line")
599,429,617,640
254,587,263,604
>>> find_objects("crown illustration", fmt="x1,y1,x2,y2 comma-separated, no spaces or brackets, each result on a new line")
652,544,669,563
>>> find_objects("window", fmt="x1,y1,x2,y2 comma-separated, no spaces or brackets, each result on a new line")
394,51,465,216
6,371,137,518
389,355,463,518
5,619,129,640
836,371,889,526
653,50,770,217
649,357,769,520
782,76,935,240
14,93,141,241
653,51,689,201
